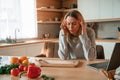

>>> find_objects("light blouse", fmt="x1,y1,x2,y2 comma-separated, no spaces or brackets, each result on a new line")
58,27,96,60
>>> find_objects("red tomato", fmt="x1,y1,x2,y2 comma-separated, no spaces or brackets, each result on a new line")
24,66,28,71
11,68,20,76
19,65,25,71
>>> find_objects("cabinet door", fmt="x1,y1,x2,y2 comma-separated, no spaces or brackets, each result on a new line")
78,0,99,20
99,0,112,19
113,0,120,18
0,46,26,56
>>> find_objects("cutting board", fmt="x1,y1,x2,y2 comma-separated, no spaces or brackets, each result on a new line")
35,59,80,68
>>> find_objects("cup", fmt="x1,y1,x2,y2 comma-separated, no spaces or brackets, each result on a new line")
55,17,59,21
44,33,50,38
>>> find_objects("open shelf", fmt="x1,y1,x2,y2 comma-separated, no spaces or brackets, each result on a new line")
37,21,61,24
85,18,120,23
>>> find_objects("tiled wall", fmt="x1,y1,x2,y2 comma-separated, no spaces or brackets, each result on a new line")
97,21,120,39
37,23,61,39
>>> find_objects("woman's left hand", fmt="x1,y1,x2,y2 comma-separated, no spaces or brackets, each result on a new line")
80,19,86,34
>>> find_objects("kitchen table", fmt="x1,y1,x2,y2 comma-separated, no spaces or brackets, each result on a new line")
0,56,108,80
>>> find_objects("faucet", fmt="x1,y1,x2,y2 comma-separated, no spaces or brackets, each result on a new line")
14,28,20,43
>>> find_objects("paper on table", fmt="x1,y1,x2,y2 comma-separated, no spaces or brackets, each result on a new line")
35,59,80,68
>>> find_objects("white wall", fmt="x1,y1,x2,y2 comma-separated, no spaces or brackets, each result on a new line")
96,42,116,59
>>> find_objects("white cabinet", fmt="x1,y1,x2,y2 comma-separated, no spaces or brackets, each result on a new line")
78,0,120,21
0,43,44,57
99,0,112,19
78,0,99,20
113,0,120,18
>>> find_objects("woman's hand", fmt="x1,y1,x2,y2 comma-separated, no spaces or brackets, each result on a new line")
60,20,67,34
80,19,86,34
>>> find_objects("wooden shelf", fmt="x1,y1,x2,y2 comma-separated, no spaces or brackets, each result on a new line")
36,0,77,24
37,21,61,24
37,8,63,12
37,8,78,12
85,18,120,23
63,8,78,12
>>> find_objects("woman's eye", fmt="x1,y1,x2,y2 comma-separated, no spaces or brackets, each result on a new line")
66,22,77,26
73,23,76,25
67,23,70,26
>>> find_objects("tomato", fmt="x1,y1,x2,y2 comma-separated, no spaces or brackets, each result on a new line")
19,65,25,71
11,68,20,76
23,66,28,71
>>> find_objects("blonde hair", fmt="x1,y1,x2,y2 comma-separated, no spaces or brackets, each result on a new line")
61,10,84,43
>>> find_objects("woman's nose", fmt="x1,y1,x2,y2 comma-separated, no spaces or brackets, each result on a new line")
69,24,73,30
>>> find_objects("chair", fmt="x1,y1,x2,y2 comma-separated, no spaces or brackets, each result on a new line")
96,45,105,59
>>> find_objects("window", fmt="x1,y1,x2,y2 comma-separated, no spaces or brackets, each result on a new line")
0,0,37,40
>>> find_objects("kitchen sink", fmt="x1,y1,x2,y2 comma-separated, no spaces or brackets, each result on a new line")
2,38,26,44
12,41,25,44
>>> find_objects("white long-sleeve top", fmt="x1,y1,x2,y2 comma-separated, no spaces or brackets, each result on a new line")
58,27,96,60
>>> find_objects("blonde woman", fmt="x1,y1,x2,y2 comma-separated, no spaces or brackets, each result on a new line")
58,10,96,60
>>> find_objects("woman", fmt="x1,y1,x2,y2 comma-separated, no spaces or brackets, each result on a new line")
58,10,96,60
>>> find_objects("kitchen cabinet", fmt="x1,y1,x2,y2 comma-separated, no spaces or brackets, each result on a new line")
78,0,99,20
36,0,77,38
99,0,112,19
0,43,44,57
78,0,120,22
36,0,77,24
113,0,120,18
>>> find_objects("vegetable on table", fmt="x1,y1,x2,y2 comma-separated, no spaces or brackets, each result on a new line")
20,64,41,78
0,64,19,74
10,68,20,76
41,74,55,80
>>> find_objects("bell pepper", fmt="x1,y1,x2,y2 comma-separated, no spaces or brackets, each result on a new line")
20,64,41,78
27,65,41,78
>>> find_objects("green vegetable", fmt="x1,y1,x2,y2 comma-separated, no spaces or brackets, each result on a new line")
41,74,55,80
6,66,12,74
0,67,3,74
0,63,19,74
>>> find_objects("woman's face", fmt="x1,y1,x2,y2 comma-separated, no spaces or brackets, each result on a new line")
66,16,80,36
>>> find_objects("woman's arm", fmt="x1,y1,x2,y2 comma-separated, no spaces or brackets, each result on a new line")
79,27,96,60
58,30,69,60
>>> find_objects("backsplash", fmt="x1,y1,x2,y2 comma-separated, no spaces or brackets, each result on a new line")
37,23,61,38
37,21,120,39
97,21,120,39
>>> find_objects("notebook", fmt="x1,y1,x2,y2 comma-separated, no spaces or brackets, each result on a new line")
88,43,120,71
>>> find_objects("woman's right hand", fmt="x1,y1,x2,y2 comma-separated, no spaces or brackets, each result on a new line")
60,20,67,34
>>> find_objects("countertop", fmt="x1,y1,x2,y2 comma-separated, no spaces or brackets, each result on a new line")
0,38,58,48
0,38,120,48
96,38,120,42
0,56,108,80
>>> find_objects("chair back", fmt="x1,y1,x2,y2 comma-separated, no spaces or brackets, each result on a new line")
96,45,105,59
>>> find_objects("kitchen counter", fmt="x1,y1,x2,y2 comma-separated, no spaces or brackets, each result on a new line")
0,56,108,80
96,38,120,42
0,38,58,48
0,38,120,48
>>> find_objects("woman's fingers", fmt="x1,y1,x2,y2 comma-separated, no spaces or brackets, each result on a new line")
61,20,66,28
80,20,86,34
